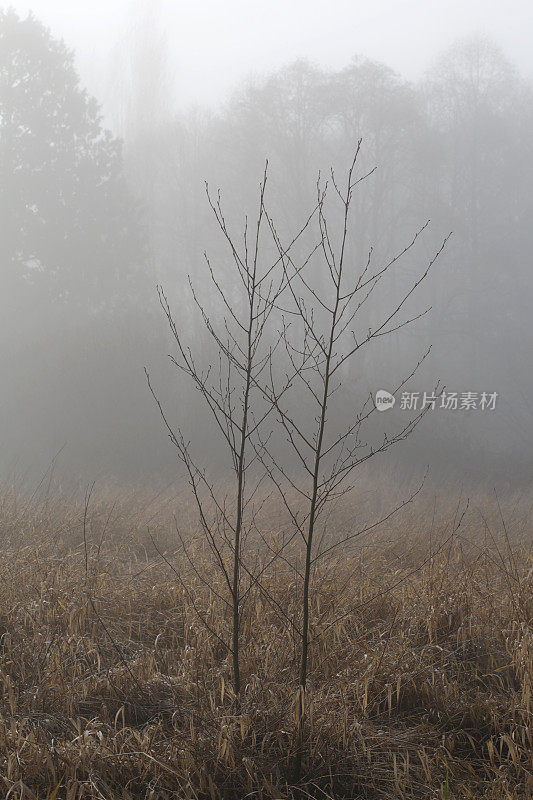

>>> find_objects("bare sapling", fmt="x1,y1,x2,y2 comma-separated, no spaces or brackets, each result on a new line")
254,143,450,778
146,166,317,697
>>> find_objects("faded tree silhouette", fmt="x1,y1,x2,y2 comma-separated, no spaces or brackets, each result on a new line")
0,8,145,311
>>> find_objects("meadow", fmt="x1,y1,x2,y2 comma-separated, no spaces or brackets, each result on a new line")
0,477,531,799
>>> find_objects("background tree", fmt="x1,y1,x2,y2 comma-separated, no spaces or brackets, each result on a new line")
418,36,533,463
0,9,160,483
0,8,146,311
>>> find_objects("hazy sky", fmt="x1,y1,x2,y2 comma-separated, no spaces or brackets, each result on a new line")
6,0,533,114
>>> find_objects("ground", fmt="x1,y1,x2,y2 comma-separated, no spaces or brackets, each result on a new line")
0,479,531,799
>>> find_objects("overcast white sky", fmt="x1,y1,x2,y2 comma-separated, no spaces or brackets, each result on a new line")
6,0,533,113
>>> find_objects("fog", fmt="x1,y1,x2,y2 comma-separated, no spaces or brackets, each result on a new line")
1,1,532,487
7,1,533,114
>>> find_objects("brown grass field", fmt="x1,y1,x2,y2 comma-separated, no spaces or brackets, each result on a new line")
0,477,531,799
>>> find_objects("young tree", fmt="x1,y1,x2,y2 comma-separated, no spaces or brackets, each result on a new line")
253,145,449,778
150,147,447,774
147,168,316,696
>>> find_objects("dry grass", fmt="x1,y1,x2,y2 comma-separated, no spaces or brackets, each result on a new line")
0,479,531,799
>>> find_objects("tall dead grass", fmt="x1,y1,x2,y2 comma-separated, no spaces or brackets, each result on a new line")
0,478,531,799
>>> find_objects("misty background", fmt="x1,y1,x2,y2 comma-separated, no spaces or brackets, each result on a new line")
0,1,531,486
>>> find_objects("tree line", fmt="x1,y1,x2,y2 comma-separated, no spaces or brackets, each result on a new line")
0,9,531,481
